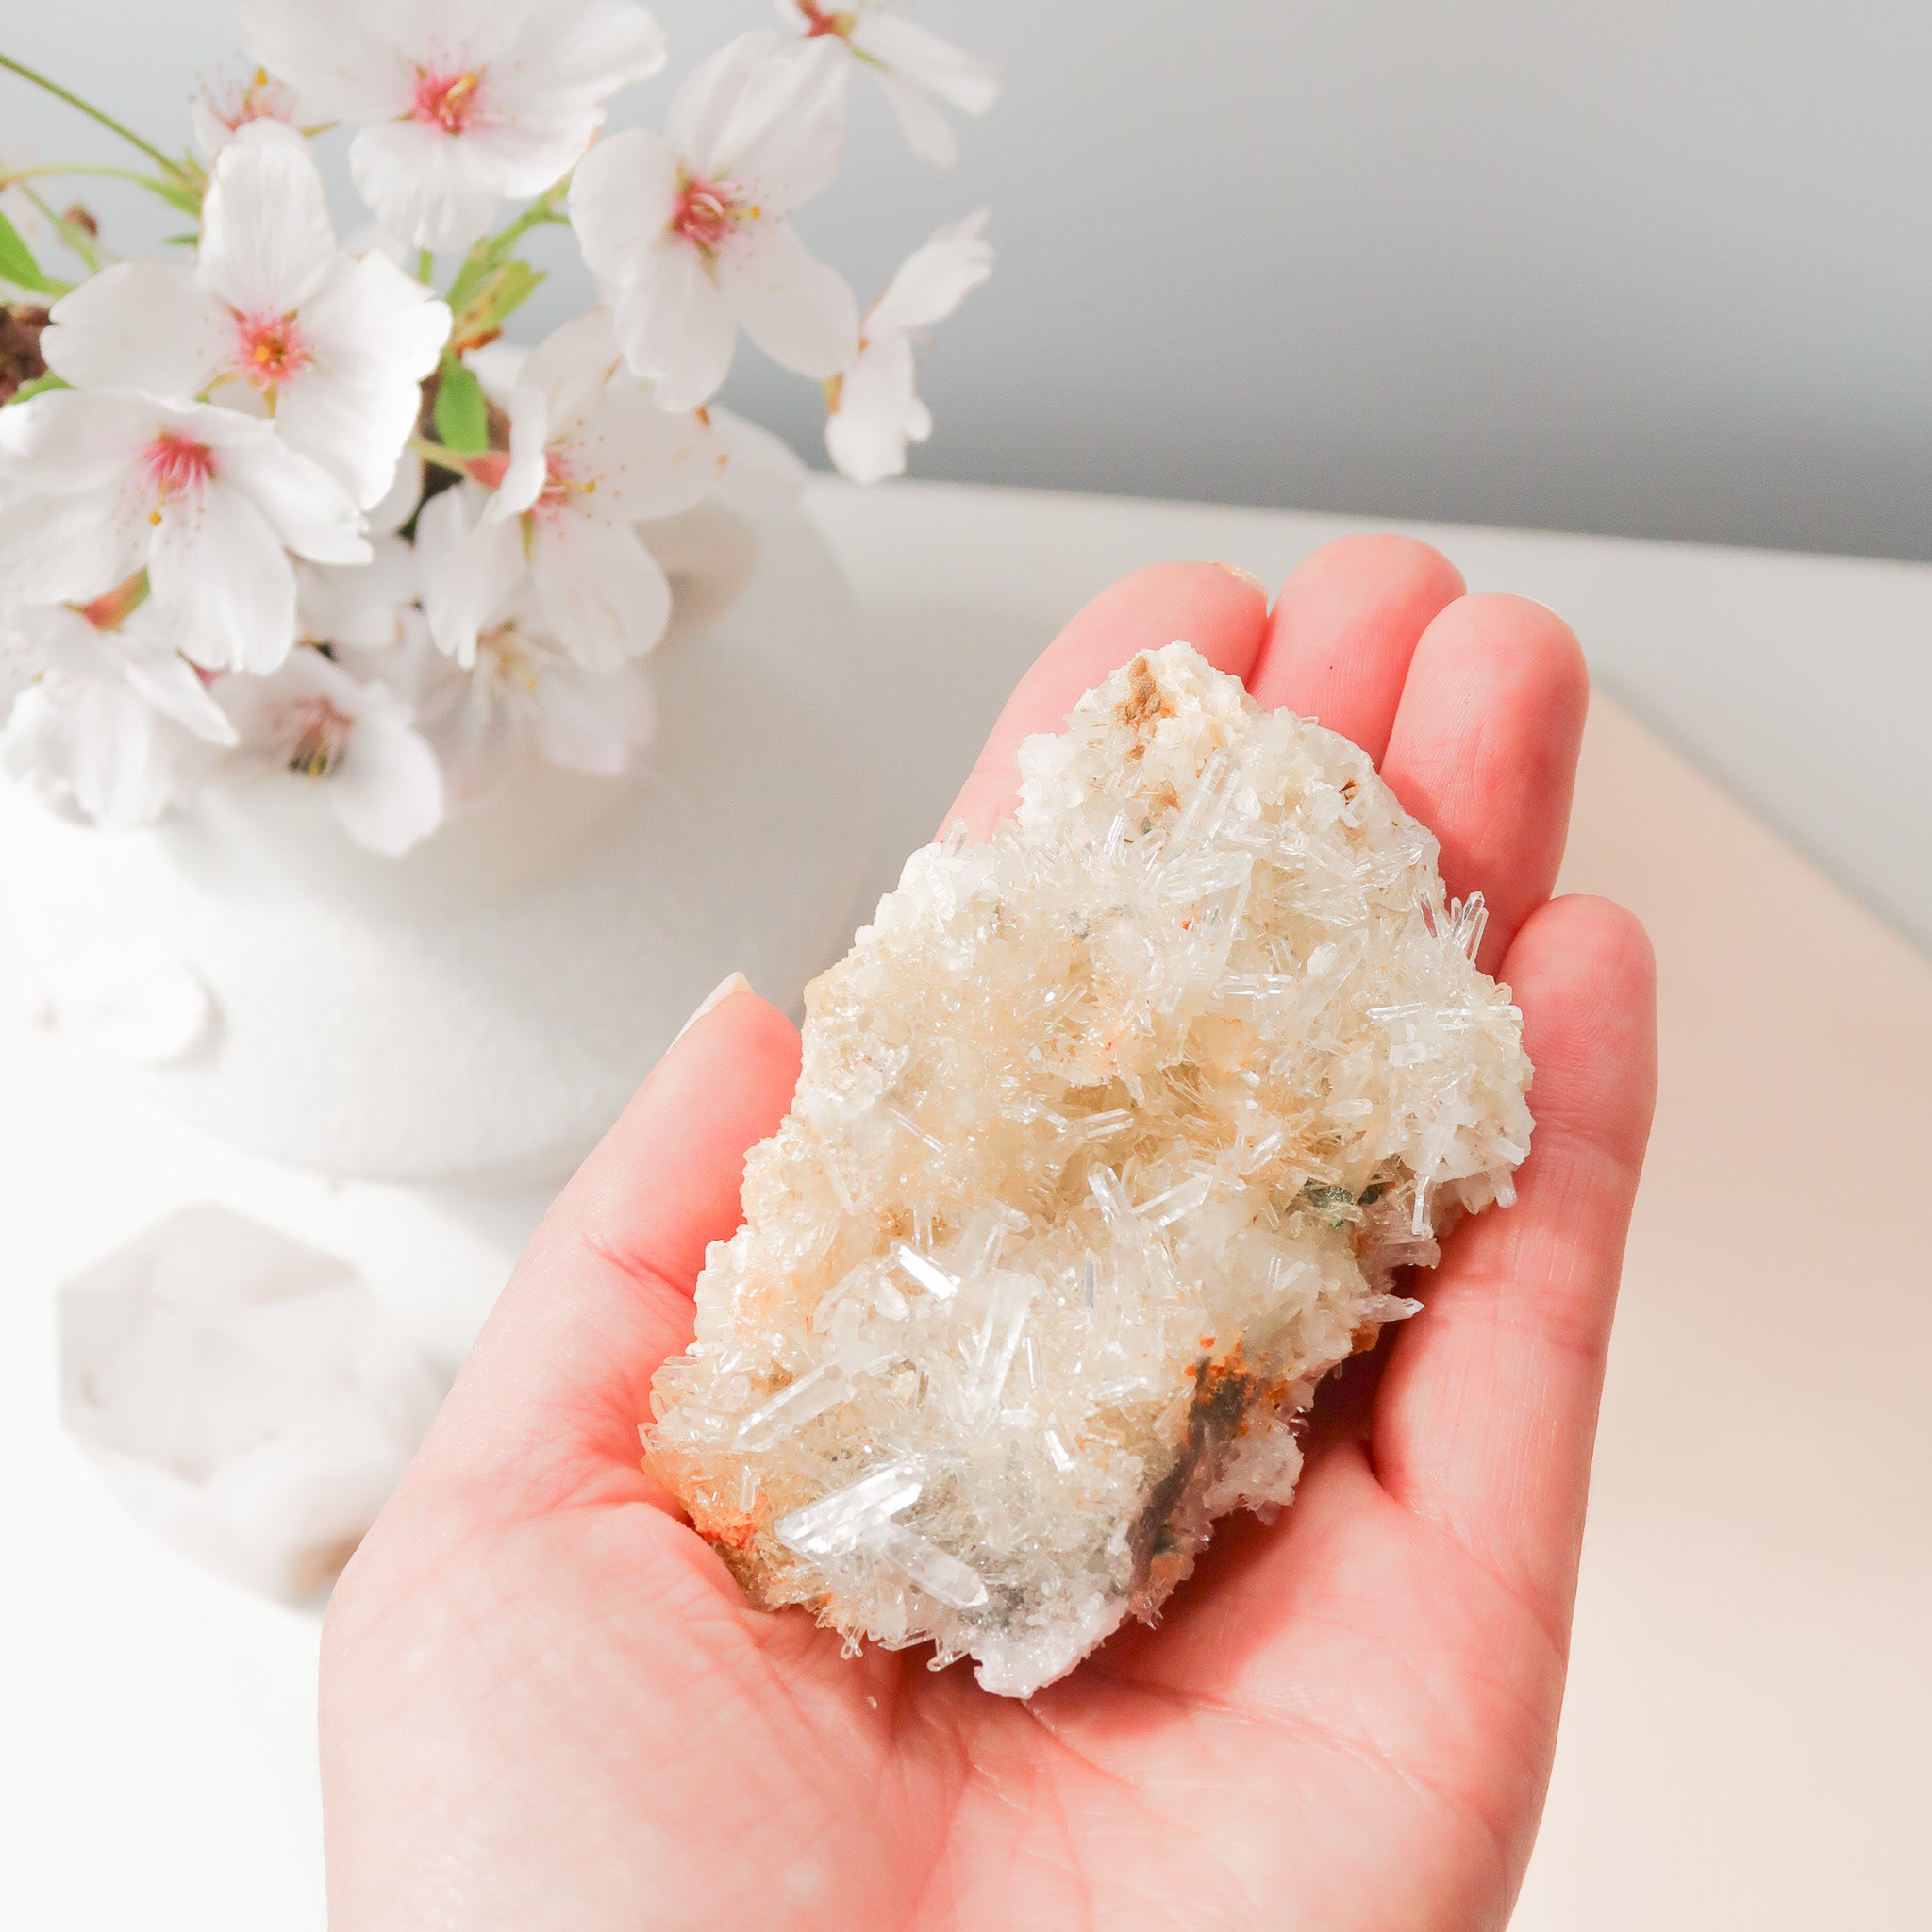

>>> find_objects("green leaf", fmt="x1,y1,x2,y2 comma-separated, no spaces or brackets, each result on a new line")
7,371,69,403
0,208,58,296
450,258,542,349
433,353,489,455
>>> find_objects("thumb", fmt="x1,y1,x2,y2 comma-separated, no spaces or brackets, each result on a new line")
414,978,802,1511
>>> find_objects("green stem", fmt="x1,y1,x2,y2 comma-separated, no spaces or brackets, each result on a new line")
0,52,183,176
416,246,434,285
446,174,572,308
493,176,572,253
2,162,160,185
1,159,196,217
15,180,101,275
409,434,472,476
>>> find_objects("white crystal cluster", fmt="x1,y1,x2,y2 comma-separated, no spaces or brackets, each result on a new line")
647,642,1534,1696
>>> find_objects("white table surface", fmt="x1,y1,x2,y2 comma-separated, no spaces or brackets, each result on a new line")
822,483,1932,958
3,478,1928,1929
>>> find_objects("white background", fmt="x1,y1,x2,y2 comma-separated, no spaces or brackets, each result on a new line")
8,0,1932,560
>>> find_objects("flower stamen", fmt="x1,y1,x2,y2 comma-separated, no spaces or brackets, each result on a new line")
141,431,216,522
412,68,484,135
533,451,599,520
234,310,311,391
673,172,758,256
198,64,298,139
283,694,355,777
476,621,541,695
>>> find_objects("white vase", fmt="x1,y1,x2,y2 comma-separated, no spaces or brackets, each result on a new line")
0,505,874,1183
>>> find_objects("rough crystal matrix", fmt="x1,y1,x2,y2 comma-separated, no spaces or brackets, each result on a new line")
647,641,1534,1696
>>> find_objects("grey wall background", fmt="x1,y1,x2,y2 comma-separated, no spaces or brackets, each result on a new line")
7,1,1932,561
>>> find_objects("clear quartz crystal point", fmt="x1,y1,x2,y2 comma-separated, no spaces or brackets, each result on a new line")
889,1240,959,1300
647,642,1535,1697
774,1460,923,1557
864,1520,990,1609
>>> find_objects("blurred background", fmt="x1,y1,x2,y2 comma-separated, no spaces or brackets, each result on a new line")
9,0,1932,561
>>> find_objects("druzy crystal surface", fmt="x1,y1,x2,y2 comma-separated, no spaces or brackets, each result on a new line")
647,641,1534,1696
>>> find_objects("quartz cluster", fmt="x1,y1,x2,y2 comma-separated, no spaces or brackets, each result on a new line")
646,641,1534,1696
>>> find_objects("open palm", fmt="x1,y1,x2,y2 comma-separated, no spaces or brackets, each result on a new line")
320,538,1657,1931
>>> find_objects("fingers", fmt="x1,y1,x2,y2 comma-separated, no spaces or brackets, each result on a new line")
557,981,801,1292
942,559,1270,838
1379,594,1590,972
1252,541,1583,974
420,985,802,1505
1370,894,1658,1647
1247,534,1466,760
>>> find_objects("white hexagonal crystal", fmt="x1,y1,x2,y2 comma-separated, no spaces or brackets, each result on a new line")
59,1206,443,1599
647,642,1536,1697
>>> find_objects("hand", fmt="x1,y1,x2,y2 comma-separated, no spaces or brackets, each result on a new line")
320,541,1657,1931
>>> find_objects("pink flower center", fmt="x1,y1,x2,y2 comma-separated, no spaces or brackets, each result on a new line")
476,621,540,693
284,695,355,777
200,64,297,137
233,310,311,390
533,450,597,519
142,431,216,518
674,172,755,255
411,67,484,135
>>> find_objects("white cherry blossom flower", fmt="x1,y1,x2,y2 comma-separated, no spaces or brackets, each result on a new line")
0,389,367,675
216,645,443,855
0,602,237,829
41,123,450,510
423,312,724,670
371,573,656,808
571,31,858,410
297,535,420,652
0,582,45,718
191,63,300,159
239,0,668,251
787,1,997,166
431,629,654,807
825,208,990,483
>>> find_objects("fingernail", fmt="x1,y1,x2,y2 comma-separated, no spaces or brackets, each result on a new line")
675,970,753,1041
1210,559,1269,599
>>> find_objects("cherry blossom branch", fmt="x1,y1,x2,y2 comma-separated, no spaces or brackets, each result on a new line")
0,53,185,179
408,434,503,484
0,160,198,216
444,176,572,312
4,162,147,183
